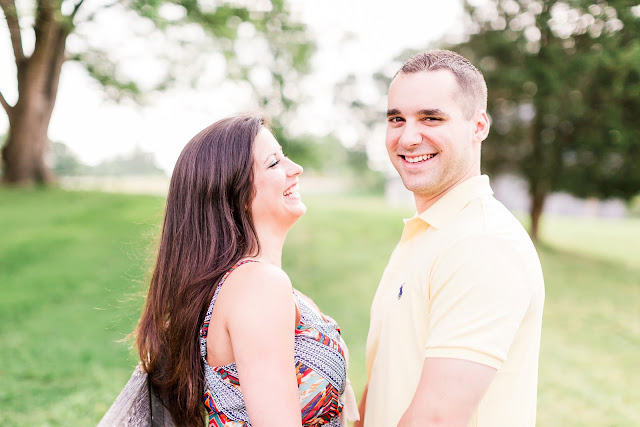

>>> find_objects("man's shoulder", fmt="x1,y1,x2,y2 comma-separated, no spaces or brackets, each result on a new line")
446,195,526,235
457,194,529,238
432,213,544,302
441,196,540,266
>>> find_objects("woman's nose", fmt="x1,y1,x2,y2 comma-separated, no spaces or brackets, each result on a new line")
287,158,303,176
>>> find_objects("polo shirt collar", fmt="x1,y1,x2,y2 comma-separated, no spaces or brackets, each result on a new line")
415,175,493,230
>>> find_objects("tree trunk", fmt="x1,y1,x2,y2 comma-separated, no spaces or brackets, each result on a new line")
529,190,546,243
2,95,56,184
1,2,69,186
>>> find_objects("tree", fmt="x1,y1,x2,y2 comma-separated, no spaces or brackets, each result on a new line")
453,0,640,240
0,0,314,185
89,146,166,176
50,140,83,176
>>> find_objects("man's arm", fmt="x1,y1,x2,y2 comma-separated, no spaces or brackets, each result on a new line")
397,358,496,427
398,235,533,426
353,383,368,427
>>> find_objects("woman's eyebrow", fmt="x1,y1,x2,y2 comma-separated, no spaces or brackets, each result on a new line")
263,152,278,164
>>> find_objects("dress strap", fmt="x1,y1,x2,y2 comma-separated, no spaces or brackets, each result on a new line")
199,260,257,359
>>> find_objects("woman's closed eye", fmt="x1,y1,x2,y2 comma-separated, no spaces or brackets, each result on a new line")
268,159,280,168
268,153,288,168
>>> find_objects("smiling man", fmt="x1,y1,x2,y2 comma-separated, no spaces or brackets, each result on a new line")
355,50,545,427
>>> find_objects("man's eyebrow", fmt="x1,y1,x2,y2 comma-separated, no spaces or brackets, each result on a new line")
387,108,450,118
418,108,449,117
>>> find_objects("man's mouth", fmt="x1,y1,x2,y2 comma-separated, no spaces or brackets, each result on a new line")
401,153,437,164
283,183,298,197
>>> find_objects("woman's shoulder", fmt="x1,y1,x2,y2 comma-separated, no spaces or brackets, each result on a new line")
221,261,293,306
220,261,297,335
230,260,291,284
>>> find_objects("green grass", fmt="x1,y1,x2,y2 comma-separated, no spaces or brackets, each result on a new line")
0,188,165,426
1,189,638,426
531,216,640,425
539,215,640,268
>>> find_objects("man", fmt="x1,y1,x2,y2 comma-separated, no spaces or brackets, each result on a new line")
355,50,545,427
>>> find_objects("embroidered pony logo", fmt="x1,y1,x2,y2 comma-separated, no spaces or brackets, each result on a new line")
397,283,404,300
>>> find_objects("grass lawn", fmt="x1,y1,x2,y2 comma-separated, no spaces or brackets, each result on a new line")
0,188,638,426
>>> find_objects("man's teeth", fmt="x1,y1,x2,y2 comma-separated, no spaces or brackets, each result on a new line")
405,154,436,163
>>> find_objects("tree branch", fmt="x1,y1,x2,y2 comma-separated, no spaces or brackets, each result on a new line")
0,0,25,62
77,0,120,24
0,89,13,116
70,0,85,20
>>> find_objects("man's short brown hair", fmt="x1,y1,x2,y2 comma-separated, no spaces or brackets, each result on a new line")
397,49,488,119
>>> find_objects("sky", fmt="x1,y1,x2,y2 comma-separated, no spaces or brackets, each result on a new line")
0,0,464,174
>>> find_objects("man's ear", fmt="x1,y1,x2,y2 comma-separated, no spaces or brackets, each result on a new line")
472,110,490,144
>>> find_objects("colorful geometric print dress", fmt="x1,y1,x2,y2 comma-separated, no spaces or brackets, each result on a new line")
199,260,347,426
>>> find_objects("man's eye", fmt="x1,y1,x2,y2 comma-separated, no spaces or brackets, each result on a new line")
388,117,403,123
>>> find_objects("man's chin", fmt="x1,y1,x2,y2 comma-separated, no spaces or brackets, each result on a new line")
399,177,436,194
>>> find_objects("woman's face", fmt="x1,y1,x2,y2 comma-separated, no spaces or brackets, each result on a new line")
250,128,306,230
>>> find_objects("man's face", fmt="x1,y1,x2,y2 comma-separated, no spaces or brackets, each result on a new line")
385,70,488,212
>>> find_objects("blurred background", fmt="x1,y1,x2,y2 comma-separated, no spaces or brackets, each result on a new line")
1,0,638,425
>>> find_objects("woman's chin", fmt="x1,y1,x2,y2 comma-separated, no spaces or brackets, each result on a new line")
290,202,307,220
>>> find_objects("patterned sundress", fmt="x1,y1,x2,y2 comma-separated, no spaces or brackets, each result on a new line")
199,260,347,426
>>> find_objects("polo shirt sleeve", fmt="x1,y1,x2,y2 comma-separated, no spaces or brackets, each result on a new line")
423,234,534,369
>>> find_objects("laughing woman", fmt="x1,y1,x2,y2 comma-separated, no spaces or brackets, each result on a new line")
134,114,358,426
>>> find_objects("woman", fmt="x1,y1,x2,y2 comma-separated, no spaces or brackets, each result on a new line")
135,113,357,426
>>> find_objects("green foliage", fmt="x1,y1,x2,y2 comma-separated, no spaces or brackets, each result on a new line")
88,146,166,176
629,194,640,217
0,132,4,175
50,141,83,176
49,142,166,177
454,1,640,203
343,148,387,194
123,0,316,116
69,51,142,102
1,0,316,184
272,123,385,191
271,122,328,172
105,1,317,177
1,189,639,425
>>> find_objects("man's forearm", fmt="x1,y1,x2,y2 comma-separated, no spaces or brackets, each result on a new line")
398,358,496,427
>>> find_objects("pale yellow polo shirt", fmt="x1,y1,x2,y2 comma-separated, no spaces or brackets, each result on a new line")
364,175,544,427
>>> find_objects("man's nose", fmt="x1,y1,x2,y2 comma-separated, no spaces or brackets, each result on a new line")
397,122,422,148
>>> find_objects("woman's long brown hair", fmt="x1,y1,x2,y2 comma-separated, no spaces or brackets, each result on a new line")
135,114,265,426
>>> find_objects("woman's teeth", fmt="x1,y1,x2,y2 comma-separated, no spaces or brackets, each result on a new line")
284,184,297,196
